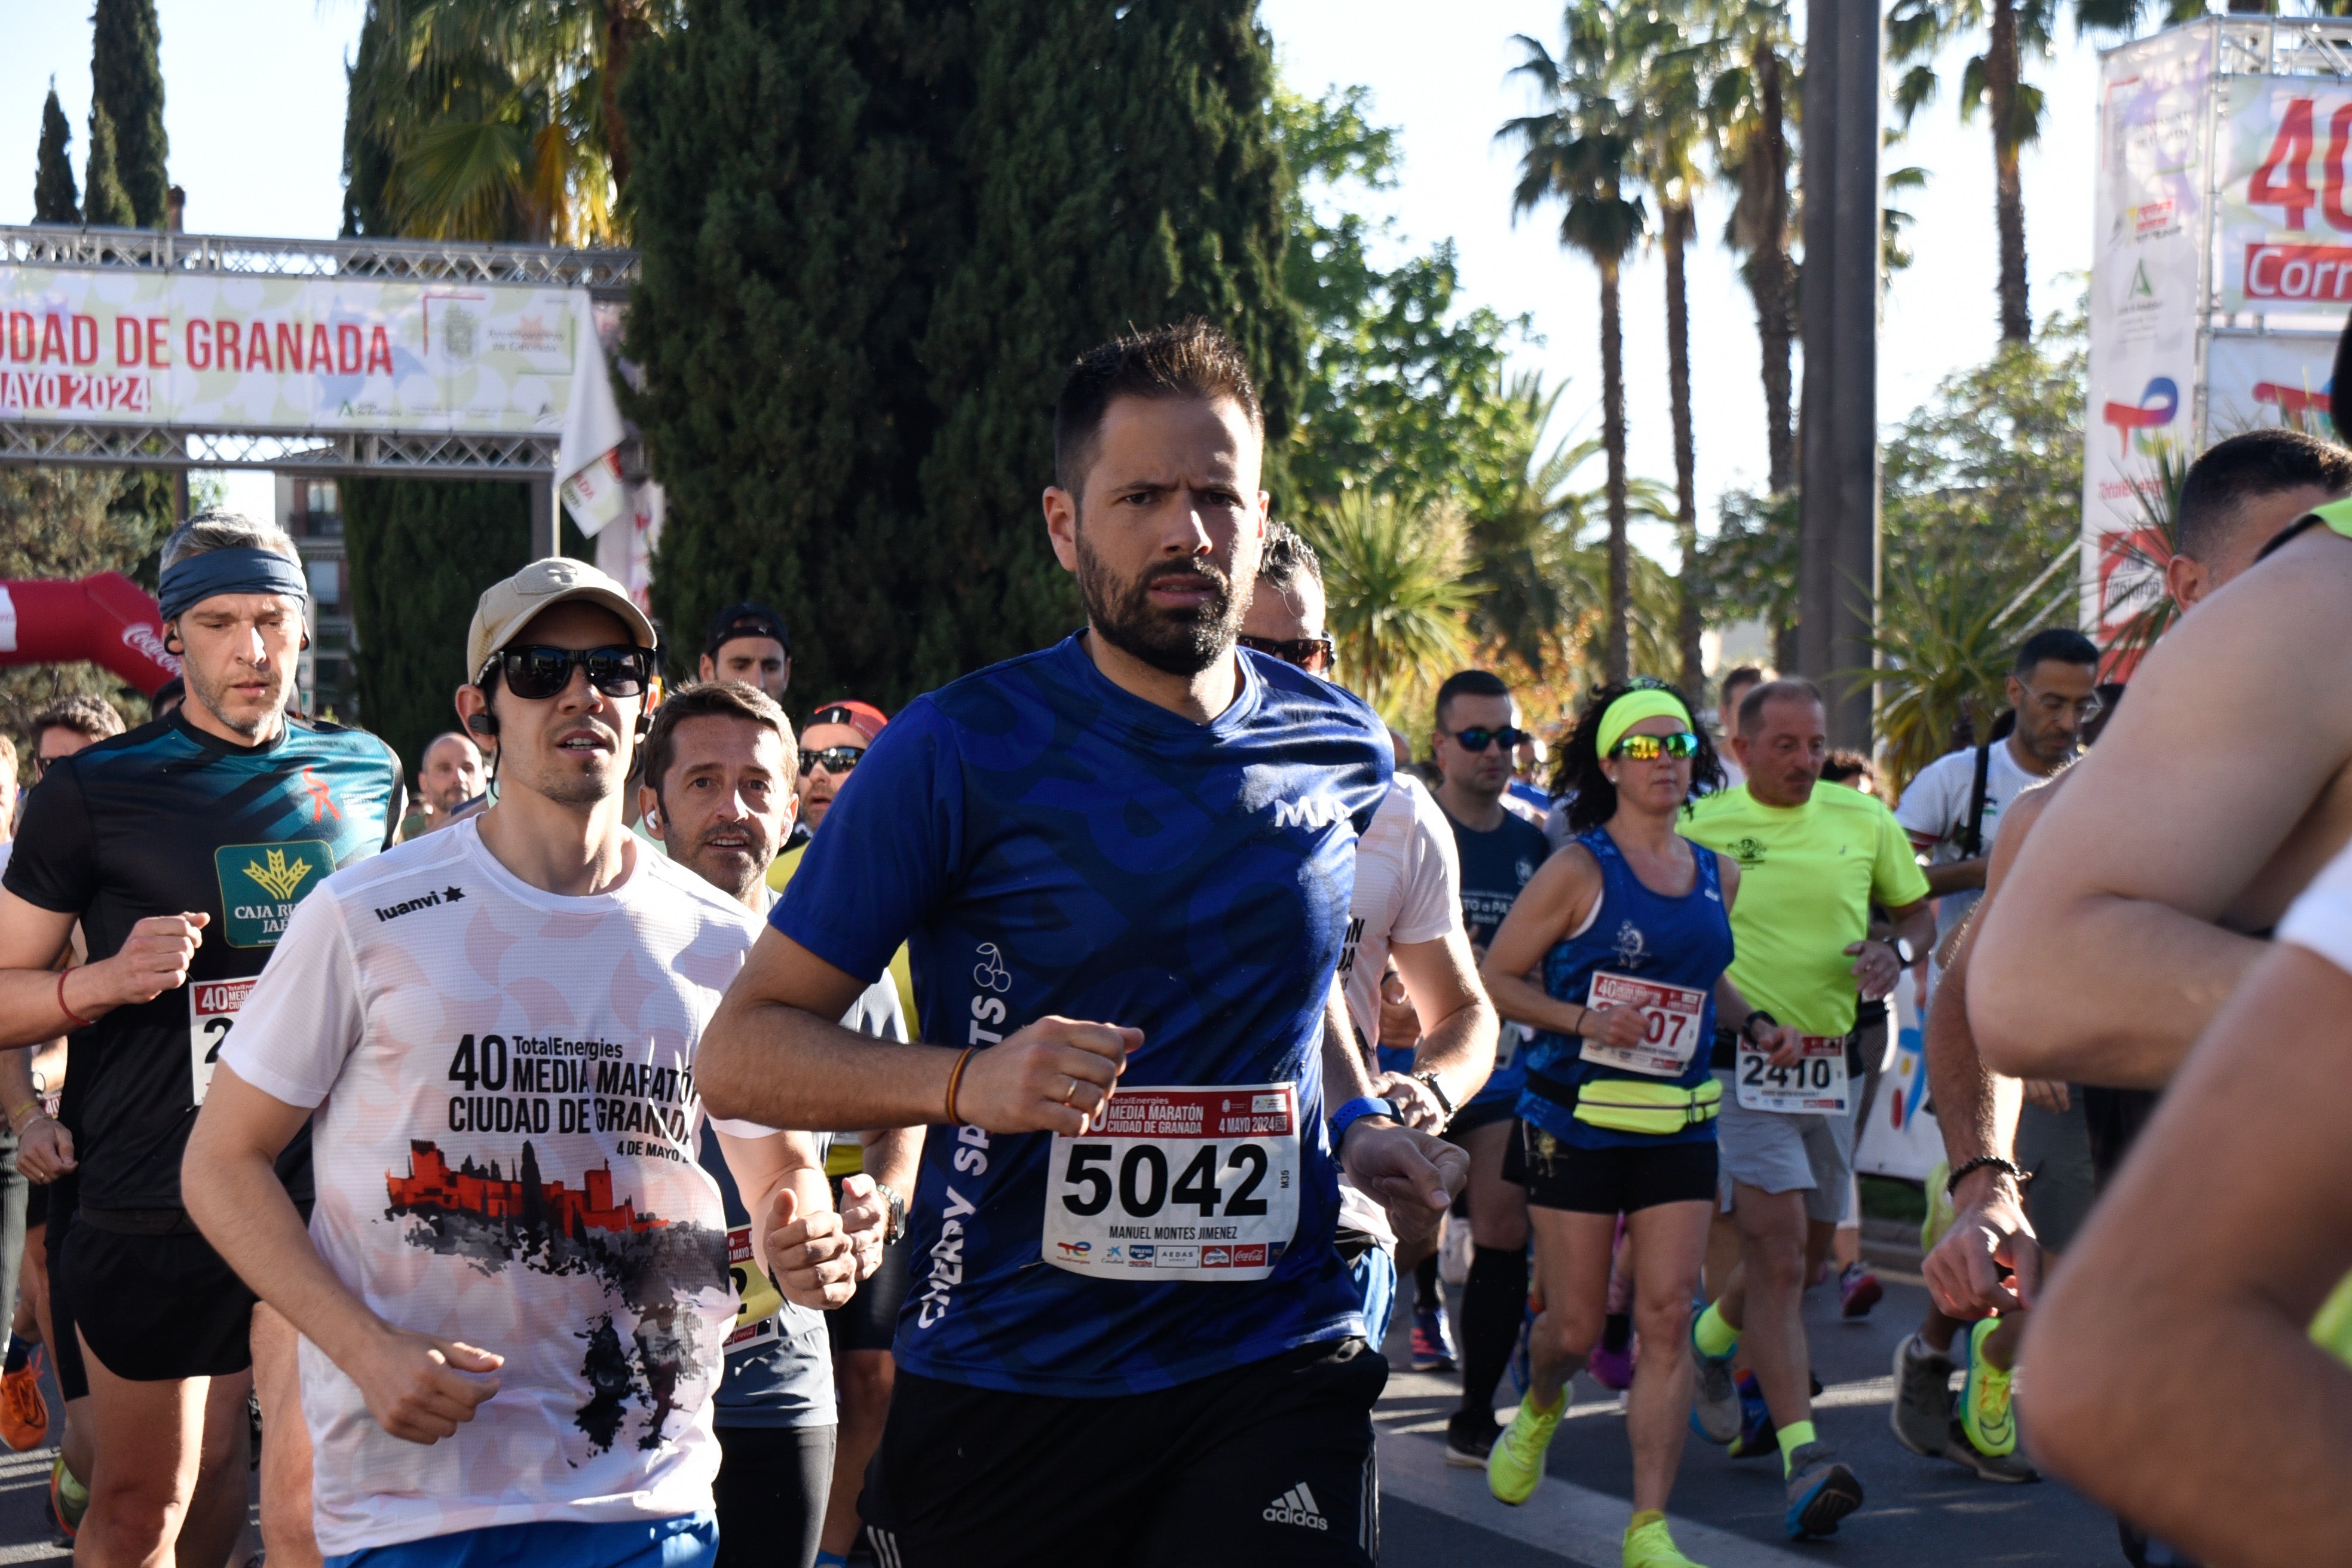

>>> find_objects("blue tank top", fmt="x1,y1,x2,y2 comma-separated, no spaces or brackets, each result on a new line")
1517,826,1735,1149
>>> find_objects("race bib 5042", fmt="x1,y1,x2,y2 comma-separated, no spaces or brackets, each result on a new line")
1042,1084,1300,1282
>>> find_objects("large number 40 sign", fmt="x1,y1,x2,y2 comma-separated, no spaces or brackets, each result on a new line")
2247,97,2352,231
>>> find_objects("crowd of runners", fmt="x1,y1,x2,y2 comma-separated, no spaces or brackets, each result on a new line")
0,316,2339,1568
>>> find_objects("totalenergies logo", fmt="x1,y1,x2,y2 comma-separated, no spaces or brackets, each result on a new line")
2101,376,2179,457
2253,379,2333,422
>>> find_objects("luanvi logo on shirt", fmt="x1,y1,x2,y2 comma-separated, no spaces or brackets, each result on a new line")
213,841,335,947
374,886,465,924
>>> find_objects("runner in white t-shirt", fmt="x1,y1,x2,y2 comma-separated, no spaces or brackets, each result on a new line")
1240,524,1497,1352
182,562,879,1568
1894,630,2102,952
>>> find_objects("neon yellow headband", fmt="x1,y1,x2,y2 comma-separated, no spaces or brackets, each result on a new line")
1596,688,1694,758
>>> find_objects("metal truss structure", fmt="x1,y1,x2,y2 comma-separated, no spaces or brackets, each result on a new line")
0,224,633,477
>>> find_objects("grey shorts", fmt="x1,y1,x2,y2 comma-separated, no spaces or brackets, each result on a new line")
1712,1070,1856,1224
2016,1091,2096,1255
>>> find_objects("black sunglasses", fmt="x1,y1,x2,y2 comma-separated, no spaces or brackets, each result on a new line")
799,745,865,775
487,644,654,702
1238,634,1336,674
1448,725,1530,753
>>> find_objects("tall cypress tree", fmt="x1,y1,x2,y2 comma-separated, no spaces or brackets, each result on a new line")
625,0,1301,708
34,85,78,222
82,106,134,228
90,0,169,226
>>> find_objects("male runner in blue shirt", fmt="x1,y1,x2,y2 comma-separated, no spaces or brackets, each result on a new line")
700,321,1460,1566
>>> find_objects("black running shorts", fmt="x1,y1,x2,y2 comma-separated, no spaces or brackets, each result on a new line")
43,1172,85,1402
60,1214,257,1382
1519,1123,1719,1215
861,1337,1387,1567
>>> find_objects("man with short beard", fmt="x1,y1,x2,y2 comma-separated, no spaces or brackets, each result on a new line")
697,320,1466,1566
0,511,404,1568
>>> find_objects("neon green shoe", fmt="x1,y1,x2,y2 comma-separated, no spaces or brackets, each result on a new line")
1623,1517,1708,1567
1487,1392,1564,1505
1958,1316,2017,1457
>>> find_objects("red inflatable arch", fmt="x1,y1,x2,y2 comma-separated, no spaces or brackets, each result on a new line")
0,573,180,695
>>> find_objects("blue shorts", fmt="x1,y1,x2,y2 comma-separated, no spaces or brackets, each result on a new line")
325,1511,716,1568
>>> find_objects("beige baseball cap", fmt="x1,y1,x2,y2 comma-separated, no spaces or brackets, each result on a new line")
466,558,659,682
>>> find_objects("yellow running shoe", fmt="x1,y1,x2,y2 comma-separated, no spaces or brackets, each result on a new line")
1959,1316,2017,1457
1624,1517,1707,1567
1487,1392,1563,1505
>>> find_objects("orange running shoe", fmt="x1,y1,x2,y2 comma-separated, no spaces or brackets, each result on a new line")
0,1345,49,1451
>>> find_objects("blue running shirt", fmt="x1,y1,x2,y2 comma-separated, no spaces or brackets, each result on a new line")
772,635,1391,1396
1516,827,1734,1149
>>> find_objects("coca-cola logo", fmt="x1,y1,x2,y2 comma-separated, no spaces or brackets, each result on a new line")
121,622,180,672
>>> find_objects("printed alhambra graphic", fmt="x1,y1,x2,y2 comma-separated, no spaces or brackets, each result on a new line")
385,1140,727,1453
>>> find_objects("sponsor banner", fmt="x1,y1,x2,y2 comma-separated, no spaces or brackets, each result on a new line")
2083,24,2212,642
0,265,595,434
2204,330,2337,435
2219,76,2352,310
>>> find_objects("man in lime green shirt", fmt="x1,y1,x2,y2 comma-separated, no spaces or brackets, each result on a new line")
1679,679,1936,1542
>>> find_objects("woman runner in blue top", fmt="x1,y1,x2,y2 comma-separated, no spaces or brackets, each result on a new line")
1474,681,1801,1566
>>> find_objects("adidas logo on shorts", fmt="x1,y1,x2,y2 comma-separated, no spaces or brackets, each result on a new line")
1263,1483,1329,1531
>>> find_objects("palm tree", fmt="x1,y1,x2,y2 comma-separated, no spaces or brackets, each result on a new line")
1503,3,1649,684
344,0,673,245
1624,6,1711,701
1887,0,2057,342
1697,0,1798,492
1304,490,1483,721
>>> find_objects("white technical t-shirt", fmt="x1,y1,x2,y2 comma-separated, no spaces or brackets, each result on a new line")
1895,740,2048,938
219,819,764,1555
1335,775,1462,1048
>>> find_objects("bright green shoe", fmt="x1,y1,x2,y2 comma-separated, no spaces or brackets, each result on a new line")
1959,1316,2017,1457
1487,1392,1564,1505
1624,1517,1707,1567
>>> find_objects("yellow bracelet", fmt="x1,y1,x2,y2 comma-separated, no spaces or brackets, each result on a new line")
4,1101,39,1131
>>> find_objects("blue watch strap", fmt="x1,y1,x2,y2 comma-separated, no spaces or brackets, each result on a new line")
1330,1095,1396,1149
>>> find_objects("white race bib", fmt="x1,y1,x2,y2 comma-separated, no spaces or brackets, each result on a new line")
1042,1083,1300,1282
724,1222,784,1355
1580,972,1707,1077
189,978,255,1106
1734,1035,1849,1114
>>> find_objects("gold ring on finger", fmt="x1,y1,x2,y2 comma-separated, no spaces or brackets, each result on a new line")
1062,1076,1078,1105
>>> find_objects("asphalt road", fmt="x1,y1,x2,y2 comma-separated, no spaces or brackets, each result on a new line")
1376,1269,2129,1568
0,1270,2128,1567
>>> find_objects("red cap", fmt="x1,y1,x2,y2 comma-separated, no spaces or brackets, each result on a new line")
807,700,887,742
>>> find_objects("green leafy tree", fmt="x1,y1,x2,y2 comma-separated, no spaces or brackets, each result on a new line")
82,105,134,228
1302,489,1479,721
1273,85,1532,517
1503,2,1649,683
626,0,1302,708
341,0,675,245
90,0,168,226
35,84,78,223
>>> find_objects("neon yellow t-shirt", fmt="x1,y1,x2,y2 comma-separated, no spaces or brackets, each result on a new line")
1682,782,1931,1037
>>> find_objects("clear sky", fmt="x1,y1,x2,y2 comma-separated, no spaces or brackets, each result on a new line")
3,1,2113,550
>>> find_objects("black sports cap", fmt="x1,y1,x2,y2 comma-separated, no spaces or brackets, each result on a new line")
704,602,790,659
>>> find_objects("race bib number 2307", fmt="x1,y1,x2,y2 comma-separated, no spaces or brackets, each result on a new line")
1042,1084,1300,1282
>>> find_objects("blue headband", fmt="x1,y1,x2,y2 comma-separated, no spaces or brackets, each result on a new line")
158,547,310,623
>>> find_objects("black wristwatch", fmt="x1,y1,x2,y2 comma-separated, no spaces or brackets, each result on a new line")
1411,1069,1456,1117
875,1181,908,1245
1885,936,1918,967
